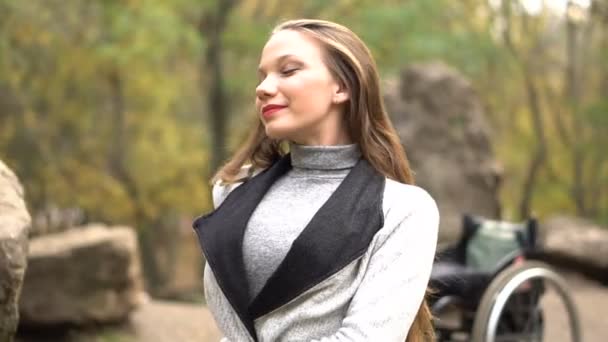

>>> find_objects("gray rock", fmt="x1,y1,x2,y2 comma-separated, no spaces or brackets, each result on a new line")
385,62,501,243
540,215,608,284
19,224,146,327
0,159,31,342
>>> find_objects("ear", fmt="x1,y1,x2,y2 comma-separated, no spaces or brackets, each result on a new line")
332,83,350,104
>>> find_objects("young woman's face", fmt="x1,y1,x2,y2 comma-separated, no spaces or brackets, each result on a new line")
255,29,350,145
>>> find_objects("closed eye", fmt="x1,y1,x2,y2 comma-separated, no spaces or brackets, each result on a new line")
280,68,298,76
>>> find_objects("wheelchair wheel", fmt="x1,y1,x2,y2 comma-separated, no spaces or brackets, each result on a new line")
471,261,580,342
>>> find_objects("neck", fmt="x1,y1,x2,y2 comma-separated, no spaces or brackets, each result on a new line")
291,134,352,146
290,110,352,146
289,142,361,171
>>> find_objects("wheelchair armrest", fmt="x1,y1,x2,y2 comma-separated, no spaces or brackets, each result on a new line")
430,295,464,313
435,244,466,264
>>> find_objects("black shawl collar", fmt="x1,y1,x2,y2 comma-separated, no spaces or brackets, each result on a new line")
193,154,385,341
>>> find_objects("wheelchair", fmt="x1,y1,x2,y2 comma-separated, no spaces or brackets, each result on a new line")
429,215,581,342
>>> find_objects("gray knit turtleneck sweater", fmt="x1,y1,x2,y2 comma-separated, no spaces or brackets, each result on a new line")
243,142,361,299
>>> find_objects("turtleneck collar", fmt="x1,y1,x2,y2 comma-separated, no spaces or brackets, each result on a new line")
289,142,361,170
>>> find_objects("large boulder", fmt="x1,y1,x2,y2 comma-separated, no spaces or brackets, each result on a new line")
539,215,608,284
385,62,502,243
0,160,31,341
19,224,146,327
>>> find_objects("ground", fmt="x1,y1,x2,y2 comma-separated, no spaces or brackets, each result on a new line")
131,270,606,342
16,270,607,342
130,300,222,342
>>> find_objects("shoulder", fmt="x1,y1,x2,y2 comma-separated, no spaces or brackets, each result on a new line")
211,164,263,208
363,177,439,257
381,178,440,234
383,178,438,215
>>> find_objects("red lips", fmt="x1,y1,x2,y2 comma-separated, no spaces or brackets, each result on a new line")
261,104,287,119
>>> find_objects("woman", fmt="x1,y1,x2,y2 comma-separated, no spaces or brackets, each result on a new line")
193,19,439,342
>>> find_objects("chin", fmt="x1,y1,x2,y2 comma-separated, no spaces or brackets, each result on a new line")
264,124,293,140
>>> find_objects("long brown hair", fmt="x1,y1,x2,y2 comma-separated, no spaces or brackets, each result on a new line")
213,19,434,341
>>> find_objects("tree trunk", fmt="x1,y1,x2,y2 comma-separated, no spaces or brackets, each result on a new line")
107,69,165,296
518,71,547,219
566,2,588,216
199,0,239,173
500,0,548,219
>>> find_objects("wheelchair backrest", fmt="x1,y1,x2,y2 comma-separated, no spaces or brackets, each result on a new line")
461,215,538,273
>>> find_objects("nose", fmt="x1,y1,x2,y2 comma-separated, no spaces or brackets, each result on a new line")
256,75,277,100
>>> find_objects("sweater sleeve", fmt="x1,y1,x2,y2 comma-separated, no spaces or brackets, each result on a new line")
311,187,439,342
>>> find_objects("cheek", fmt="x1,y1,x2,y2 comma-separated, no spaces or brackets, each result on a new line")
255,98,261,112
284,75,334,112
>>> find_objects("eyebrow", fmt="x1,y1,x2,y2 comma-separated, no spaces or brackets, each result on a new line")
257,54,300,74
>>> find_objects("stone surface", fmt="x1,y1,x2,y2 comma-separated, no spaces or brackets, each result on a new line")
0,159,31,342
385,62,502,243
19,225,146,327
539,215,608,284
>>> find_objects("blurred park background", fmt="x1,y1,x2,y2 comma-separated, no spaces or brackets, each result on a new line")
0,0,607,341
